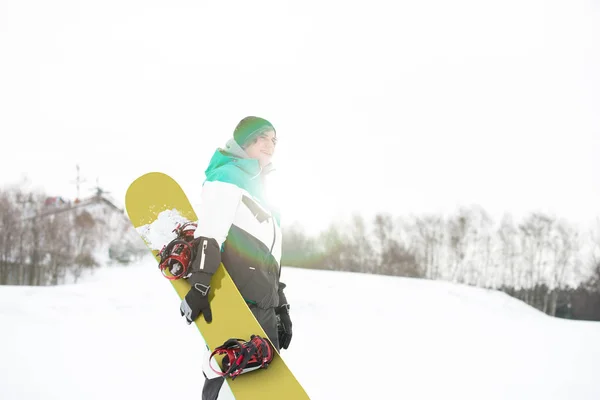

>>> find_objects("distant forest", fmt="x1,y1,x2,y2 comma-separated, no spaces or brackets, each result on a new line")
2,184,599,321
281,207,600,322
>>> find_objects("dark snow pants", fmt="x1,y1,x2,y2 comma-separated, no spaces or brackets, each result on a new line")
201,305,280,400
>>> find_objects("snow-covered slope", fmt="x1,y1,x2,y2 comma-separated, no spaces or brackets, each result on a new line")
1,258,600,399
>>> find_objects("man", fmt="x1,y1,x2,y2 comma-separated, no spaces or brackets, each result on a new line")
179,116,293,400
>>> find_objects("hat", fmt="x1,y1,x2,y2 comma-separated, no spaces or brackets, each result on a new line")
233,116,276,148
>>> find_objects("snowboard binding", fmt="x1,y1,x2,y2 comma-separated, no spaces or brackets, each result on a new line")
157,222,197,280
209,335,274,380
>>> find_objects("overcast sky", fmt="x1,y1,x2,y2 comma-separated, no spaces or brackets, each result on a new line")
1,0,598,234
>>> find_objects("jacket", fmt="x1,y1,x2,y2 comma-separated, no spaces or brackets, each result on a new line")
193,138,284,309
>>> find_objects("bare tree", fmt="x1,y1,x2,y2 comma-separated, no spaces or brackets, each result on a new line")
373,213,422,277
71,210,99,282
410,214,446,279
345,214,376,273
27,192,48,286
589,218,600,278
318,221,348,271
546,220,580,316
0,189,21,285
519,213,554,311
587,262,600,292
444,206,495,286
40,214,69,285
497,213,521,289
471,207,495,287
373,212,393,274
281,224,320,269
448,208,471,284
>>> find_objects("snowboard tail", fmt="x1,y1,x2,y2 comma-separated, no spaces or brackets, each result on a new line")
125,172,309,400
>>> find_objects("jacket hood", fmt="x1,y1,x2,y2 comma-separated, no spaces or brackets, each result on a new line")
205,138,275,179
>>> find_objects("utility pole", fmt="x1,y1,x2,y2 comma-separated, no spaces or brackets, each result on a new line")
70,164,86,201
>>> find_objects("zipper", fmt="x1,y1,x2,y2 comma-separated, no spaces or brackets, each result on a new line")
199,240,207,270
270,217,282,278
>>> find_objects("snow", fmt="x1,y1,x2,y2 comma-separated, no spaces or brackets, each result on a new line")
136,208,189,251
2,259,600,399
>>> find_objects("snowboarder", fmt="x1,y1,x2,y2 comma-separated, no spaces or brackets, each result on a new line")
179,116,293,400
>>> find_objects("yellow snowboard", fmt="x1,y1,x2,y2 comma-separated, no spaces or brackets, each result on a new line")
125,172,309,400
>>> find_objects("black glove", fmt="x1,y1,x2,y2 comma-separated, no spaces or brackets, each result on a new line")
276,283,292,349
179,236,221,325
276,305,292,350
180,272,212,324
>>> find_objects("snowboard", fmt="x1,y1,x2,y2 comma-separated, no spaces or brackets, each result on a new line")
125,172,309,400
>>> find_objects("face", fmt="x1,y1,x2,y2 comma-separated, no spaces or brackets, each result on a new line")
244,130,277,168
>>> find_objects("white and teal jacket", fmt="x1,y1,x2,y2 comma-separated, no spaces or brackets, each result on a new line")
193,139,284,309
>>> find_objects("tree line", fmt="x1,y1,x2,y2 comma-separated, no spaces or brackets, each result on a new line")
281,206,600,321
0,184,144,286
3,182,599,321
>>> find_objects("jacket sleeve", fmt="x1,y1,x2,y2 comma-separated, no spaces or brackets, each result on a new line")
193,180,242,247
187,180,242,279
278,282,289,308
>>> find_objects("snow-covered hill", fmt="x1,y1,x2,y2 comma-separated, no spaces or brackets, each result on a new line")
1,258,600,399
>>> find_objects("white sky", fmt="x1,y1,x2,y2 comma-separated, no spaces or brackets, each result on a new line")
1,0,599,234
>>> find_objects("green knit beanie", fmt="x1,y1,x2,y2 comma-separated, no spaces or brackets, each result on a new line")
233,116,276,148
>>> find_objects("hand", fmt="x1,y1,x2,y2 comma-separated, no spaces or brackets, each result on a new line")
180,236,221,325
276,304,292,350
180,273,212,324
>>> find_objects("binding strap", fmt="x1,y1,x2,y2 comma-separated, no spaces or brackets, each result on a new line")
209,335,274,380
